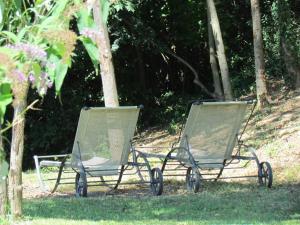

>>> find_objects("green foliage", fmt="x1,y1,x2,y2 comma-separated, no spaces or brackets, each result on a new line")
0,83,12,124
76,7,100,71
0,159,8,180
0,0,82,128
0,1,4,30
1,0,299,170
260,0,300,85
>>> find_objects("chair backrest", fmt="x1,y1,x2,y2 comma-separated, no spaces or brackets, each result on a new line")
71,106,140,168
177,102,248,165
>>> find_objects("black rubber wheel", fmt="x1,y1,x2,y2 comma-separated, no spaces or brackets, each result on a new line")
258,161,273,188
150,168,163,196
186,167,201,193
75,172,87,197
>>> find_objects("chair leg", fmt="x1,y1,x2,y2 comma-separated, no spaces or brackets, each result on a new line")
51,155,69,193
214,167,225,182
75,170,87,197
113,165,125,190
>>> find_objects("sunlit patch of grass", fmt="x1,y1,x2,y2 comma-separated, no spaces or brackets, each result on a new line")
263,140,281,158
283,165,300,183
21,180,300,225
0,217,9,225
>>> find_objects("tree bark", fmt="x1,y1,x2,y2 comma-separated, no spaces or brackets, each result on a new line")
281,39,300,90
250,0,269,107
0,178,7,216
207,4,223,99
93,1,119,107
207,0,233,100
278,1,300,90
9,83,29,219
0,125,8,217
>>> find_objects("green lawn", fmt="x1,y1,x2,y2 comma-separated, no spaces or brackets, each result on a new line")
17,182,300,225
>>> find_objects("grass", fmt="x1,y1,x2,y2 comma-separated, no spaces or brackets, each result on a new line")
283,165,300,183
14,181,300,225
2,96,300,224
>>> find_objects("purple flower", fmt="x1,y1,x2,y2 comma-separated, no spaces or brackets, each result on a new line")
80,28,103,43
41,72,49,79
6,43,47,62
47,81,53,88
13,69,26,82
28,73,35,83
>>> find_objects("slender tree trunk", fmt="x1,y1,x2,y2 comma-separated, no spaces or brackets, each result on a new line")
207,0,233,100
0,126,8,217
93,1,119,107
207,4,223,99
281,39,300,90
9,83,29,219
0,178,7,217
250,0,269,107
165,49,218,98
278,0,300,90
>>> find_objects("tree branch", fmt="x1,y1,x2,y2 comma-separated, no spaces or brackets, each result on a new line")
163,49,220,99
0,100,39,134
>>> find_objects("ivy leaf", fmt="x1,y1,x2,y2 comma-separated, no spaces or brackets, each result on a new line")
14,0,22,11
0,94,12,123
0,160,9,180
77,8,99,70
35,0,44,5
39,0,69,28
80,37,99,69
32,62,41,80
101,0,110,23
125,2,135,12
0,31,18,43
16,27,29,42
0,82,12,124
0,0,4,30
53,42,66,58
54,61,68,94
113,3,123,12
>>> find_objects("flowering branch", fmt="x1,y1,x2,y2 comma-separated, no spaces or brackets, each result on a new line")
0,100,39,134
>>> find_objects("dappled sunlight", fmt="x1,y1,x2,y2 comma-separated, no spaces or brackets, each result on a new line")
23,182,300,224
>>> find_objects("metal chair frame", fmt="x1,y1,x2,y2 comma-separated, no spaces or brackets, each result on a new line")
138,100,273,192
34,106,163,197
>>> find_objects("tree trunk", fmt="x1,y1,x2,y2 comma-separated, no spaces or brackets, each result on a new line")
278,1,300,90
250,0,269,107
93,1,119,107
0,126,8,217
0,178,7,216
281,39,300,90
207,0,233,100
9,83,29,219
207,4,223,99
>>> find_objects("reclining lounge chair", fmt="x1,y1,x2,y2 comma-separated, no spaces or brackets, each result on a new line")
34,106,163,196
161,100,273,192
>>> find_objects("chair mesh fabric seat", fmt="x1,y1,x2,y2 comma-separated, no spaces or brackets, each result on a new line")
177,102,248,168
70,106,140,176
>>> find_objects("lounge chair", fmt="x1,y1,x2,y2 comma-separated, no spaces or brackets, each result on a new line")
160,100,273,192
34,106,163,196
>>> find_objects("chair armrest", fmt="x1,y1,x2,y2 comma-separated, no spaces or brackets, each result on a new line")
34,154,71,160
